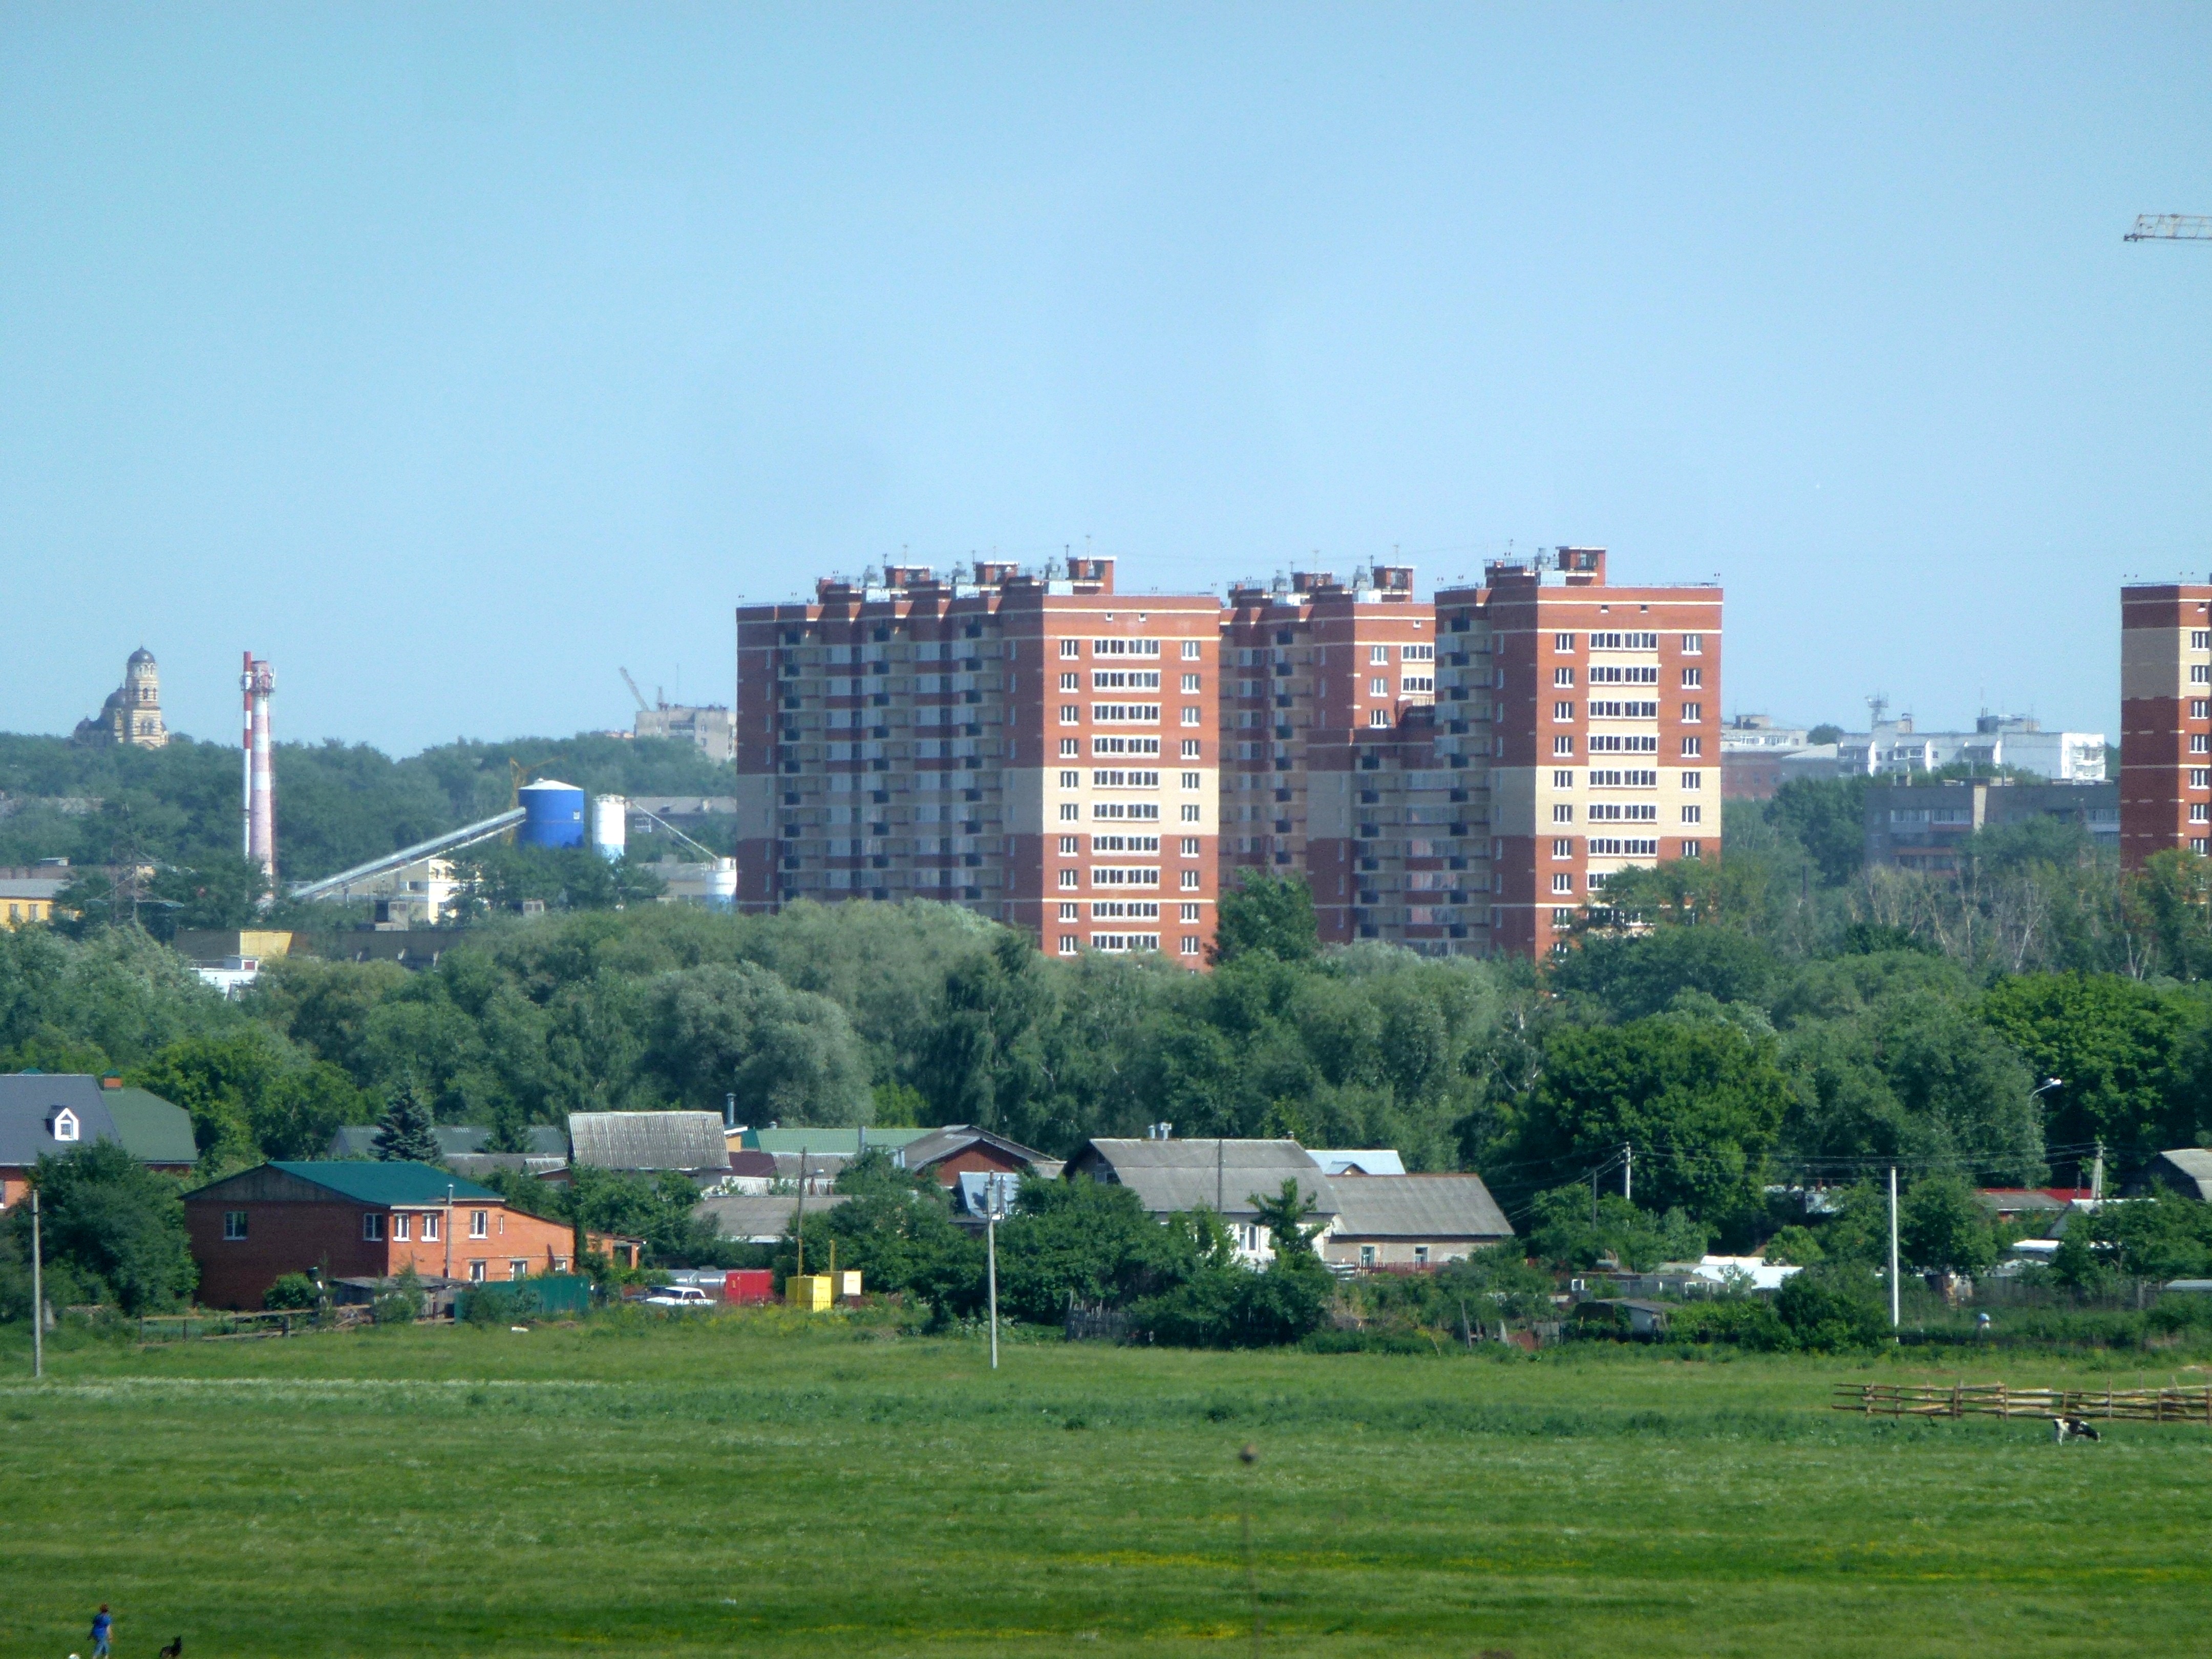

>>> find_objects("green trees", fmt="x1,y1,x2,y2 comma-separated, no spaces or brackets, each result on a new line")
1982,972,2192,1152
1211,872,1321,965
637,961,873,1123
7,1143,196,1313
371,1080,440,1163
1897,1174,1999,1275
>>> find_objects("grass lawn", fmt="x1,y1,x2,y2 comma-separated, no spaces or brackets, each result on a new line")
2,1314,2208,1657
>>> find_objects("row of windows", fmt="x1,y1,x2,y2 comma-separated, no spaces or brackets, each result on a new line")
220,1208,499,1244
1057,868,1208,889
1058,901,1207,922
1058,933,1204,956
1059,737,1208,760
1550,632,1703,654
1553,803,1704,825
1554,734,1703,756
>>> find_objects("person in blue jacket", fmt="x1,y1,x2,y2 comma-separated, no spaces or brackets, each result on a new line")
90,1604,114,1658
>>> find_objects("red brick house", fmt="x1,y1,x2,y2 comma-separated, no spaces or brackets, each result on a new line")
890,1125,1059,1188
185,1161,577,1310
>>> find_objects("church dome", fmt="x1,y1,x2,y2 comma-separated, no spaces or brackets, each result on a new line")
127,647,156,667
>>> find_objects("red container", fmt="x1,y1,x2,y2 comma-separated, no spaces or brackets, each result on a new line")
724,1269,774,1306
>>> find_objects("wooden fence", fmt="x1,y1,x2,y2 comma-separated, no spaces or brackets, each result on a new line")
1834,1381,2212,1423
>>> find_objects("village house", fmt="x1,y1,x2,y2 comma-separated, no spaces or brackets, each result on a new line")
1063,1137,1340,1263
892,1124,1061,1187
0,1074,196,1206
184,1161,578,1309
1315,1173,1514,1270
563,1111,733,1182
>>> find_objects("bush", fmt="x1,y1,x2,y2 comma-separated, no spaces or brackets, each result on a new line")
1774,1264,1889,1352
1131,1258,1332,1348
264,1273,321,1311
6,1142,196,1313
372,1266,426,1325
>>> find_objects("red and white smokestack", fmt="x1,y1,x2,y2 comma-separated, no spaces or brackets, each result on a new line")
240,652,276,897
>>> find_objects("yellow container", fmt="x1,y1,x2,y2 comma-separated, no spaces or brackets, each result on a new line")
785,1273,833,1311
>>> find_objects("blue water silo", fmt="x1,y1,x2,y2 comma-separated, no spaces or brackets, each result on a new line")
517,778,587,848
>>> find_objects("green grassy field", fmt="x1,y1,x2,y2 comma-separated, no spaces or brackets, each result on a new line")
3,1315,2208,1657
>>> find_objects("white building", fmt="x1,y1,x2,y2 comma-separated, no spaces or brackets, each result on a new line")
1833,716,2105,782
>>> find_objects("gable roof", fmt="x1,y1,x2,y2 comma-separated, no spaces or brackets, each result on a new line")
188,1161,503,1206
893,1124,1055,1173
1308,1148,1407,1177
0,1075,117,1168
1066,1138,1338,1221
742,1126,932,1156
2140,1148,2212,1202
1325,1174,1514,1241
568,1111,731,1172
698,1190,851,1243
100,1086,198,1164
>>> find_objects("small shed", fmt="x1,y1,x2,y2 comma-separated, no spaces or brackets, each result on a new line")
2127,1150,2212,1202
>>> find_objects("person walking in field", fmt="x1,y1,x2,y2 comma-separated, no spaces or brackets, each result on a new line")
89,1604,113,1659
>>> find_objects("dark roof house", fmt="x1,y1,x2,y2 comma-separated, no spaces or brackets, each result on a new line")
892,1124,1060,1185
2128,1150,2212,1202
1064,1138,1339,1223
0,1074,197,1206
568,1111,732,1175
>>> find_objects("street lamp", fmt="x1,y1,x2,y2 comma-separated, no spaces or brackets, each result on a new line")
2032,1077,2065,1098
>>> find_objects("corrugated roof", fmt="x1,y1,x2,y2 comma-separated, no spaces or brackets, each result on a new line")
894,1124,1054,1172
569,1111,731,1172
246,1161,502,1205
1326,1174,1513,1241
1068,1139,1338,1220
698,1190,851,1243
744,1126,931,1156
0,878,69,900
2148,1149,2212,1201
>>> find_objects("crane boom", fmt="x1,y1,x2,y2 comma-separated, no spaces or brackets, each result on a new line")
2125,214,2212,242
620,668,650,712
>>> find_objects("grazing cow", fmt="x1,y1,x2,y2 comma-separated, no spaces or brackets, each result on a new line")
2052,1415,2102,1443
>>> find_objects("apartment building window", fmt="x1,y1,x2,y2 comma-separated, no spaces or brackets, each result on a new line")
1182,640,1202,659
1369,677,1388,696
1552,837,1572,858
1180,870,1202,889
1682,667,1703,688
1551,873,1573,894
1682,804,1703,824
1060,672,1079,691
1552,770,1575,789
1059,902,1079,920
1058,870,1079,889
1060,705,1080,724
2193,770,2211,790
1059,935,1079,954
1682,633,1703,653
1059,770,1081,788
1182,738,1202,758
1554,700,1575,721
2195,630,2210,650
1177,837,1199,857
1682,771,1703,790
1681,702,1703,722
1552,803,1574,823
1060,738,1080,757
2192,805,2209,823
1554,667,1576,687
1181,673,1201,692
1370,645,1389,664
223,1210,248,1241
1182,771,1202,790
1555,632,1575,652
2195,736,2211,755
1060,639,1080,657
1059,835,1080,854
1552,908,1575,929
363,1213,385,1242
1370,710,1389,727
2194,667,2210,685
1180,936,1201,956
1181,803,1201,822
1681,736,1703,757
1059,802,1079,821
1682,839,1703,859
2196,700,2210,719
470,1210,488,1239
1180,903,1201,922
1181,707,1202,725
1553,735,1574,756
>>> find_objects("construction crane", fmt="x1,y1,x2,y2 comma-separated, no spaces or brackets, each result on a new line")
2125,214,2212,242
620,668,651,713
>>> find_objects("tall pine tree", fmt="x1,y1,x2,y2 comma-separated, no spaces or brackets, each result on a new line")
371,1079,440,1164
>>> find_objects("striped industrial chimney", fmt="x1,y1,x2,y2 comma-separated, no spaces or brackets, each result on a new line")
241,653,276,900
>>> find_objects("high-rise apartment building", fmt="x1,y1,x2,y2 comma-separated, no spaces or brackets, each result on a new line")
738,546,1716,965
2118,582,2212,866
736,559,1221,961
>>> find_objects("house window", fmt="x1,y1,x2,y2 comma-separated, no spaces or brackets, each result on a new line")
469,1260,487,1283
363,1213,386,1242
510,1260,528,1280
223,1210,249,1241
421,1211,439,1241
1059,835,1080,854
2193,666,2210,685
393,1213,411,1241
1682,771,1703,790
2192,804,2209,823
1180,902,1201,922
1359,1245,1376,1268
1181,771,1202,790
1181,673,1201,692
1413,1245,1430,1268
471,1210,488,1239
1181,837,1201,857
1059,802,1080,821
1060,705,1080,724
1369,710,1388,727
1180,803,1200,822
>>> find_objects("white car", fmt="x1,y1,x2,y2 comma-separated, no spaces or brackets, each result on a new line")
643,1285,713,1309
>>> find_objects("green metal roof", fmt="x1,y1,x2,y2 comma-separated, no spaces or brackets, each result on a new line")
742,1126,932,1155
100,1087,199,1164
268,1160,501,1205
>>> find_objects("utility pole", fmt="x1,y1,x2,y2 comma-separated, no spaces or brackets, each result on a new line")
794,1152,809,1281
2092,1140,2105,1205
30,1188,42,1380
1216,1137,1224,1216
1623,1144,1632,1206
986,1180,1005,1371
444,1183,454,1284
1888,1167,1901,1333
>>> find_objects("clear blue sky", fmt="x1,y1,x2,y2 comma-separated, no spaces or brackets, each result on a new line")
3,4,2206,754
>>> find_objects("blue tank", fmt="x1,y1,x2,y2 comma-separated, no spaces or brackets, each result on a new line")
518,779,587,849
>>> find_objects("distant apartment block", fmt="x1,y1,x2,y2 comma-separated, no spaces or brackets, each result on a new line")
736,559,1220,961
736,547,1715,963
2120,582,2212,866
1864,780,2119,875
634,704,736,763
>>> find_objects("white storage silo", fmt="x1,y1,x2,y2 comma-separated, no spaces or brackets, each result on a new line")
591,795,628,862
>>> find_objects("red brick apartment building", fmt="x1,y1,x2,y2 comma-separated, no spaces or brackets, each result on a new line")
736,558,1220,963
2119,582,2212,867
185,1161,577,1310
736,547,1716,963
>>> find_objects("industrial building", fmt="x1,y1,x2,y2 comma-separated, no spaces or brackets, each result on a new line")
735,547,1717,961
2119,581,2212,867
